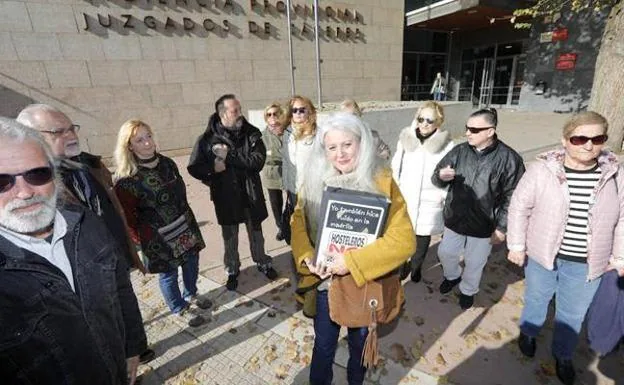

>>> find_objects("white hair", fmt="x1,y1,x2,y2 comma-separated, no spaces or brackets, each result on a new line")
16,103,65,130
299,112,384,229
0,117,56,165
0,117,59,234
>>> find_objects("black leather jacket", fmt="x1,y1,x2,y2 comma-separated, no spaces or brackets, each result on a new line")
432,138,525,238
0,205,147,385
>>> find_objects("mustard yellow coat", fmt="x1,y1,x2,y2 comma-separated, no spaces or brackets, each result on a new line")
291,168,416,313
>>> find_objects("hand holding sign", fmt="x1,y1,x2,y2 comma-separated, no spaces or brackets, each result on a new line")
304,258,331,280
325,251,349,276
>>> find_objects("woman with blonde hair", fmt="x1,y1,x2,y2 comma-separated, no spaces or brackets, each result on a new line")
507,111,624,385
392,101,454,282
340,98,390,160
262,102,288,241
292,112,415,385
113,119,209,327
281,95,317,243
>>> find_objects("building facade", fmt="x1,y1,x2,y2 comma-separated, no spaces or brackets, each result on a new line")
0,0,404,155
403,0,610,113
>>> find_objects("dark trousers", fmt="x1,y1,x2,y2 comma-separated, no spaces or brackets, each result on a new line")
410,235,432,272
282,191,297,246
310,290,368,385
221,213,270,276
267,189,284,229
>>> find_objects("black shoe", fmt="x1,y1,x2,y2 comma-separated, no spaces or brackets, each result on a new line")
410,267,422,283
399,262,410,280
439,277,461,294
555,357,576,385
139,348,156,364
258,264,278,280
517,332,536,358
459,293,474,309
275,229,285,241
226,274,238,291
187,295,213,310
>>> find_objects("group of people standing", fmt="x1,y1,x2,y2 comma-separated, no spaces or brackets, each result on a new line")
0,94,622,385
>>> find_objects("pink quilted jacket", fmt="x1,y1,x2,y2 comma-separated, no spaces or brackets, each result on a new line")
507,149,624,281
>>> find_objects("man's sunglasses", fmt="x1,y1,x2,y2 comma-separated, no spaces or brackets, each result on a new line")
417,117,435,125
569,134,608,146
292,107,307,115
40,124,80,137
0,166,54,193
465,125,494,134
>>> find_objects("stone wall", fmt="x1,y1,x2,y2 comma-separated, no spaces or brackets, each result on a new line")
0,0,404,156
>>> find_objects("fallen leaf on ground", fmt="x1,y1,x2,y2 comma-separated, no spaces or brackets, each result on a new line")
389,343,410,366
275,364,289,379
435,353,447,366
413,316,425,326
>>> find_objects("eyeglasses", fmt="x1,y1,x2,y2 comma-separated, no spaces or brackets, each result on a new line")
0,166,54,193
465,125,494,134
417,117,435,125
40,125,80,137
292,107,307,115
569,134,608,146
266,111,279,118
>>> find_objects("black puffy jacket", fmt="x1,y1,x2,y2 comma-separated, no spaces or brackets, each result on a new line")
432,138,525,238
187,114,268,226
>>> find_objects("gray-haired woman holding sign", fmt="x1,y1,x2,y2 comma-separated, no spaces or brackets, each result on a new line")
291,112,415,385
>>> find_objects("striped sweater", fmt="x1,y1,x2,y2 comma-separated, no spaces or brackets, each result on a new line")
558,165,601,261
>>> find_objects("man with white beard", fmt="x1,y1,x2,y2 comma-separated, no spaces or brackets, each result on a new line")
16,105,144,268
0,118,146,385
16,104,154,364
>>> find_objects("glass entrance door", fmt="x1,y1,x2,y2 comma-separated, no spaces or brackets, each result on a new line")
491,57,514,105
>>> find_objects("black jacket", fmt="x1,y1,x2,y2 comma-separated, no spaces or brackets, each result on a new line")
58,152,137,269
432,138,525,238
187,114,268,225
0,205,147,385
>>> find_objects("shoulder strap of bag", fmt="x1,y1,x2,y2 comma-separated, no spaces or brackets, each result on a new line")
398,150,406,180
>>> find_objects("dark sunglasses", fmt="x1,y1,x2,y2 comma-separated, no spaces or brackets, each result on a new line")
266,111,279,118
40,124,80,137
569,134,608,146
0,166,54,193
417,117,435,125
292,107,307,115
465,125,494,134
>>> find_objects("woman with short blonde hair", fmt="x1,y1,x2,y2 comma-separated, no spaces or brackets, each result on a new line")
262,102,288,241
113,119,208,327
507,111,622,384
391,100,453,282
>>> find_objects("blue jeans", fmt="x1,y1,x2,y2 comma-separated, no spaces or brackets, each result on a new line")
158,253,199,314
519,258,601,359
310,290,368,385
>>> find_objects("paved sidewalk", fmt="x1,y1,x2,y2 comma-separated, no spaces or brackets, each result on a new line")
131,111,624,385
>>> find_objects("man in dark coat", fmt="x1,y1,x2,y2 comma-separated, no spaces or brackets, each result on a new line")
15,104,155,364
0,118,146,385
188,94,278,290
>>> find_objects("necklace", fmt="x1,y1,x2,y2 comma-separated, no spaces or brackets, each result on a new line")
136,154,158,164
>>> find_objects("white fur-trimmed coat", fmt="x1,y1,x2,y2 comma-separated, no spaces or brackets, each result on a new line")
391,124,454,236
